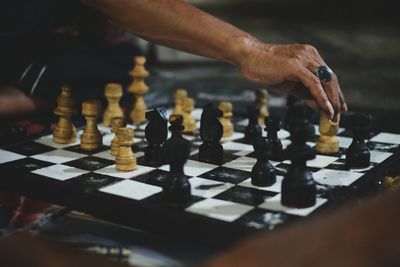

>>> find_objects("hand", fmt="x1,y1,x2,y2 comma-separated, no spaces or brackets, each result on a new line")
237,39,347,118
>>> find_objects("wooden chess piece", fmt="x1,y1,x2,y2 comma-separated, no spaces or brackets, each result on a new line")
173,89,188,115
116,127,137,171
218,101,234,137
316,112,340,154
384,176,400,192
182,97,196,133
103,83,124,127
256,88,269,125
129,56,149,124
53,86,77,144
110,117,127,156
80,100,102,151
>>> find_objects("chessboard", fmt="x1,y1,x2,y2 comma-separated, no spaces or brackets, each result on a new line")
1,107,399,246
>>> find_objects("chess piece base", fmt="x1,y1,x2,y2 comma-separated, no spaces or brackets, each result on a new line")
316,135,339,154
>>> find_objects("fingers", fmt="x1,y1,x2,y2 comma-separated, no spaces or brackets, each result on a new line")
294,67,334,119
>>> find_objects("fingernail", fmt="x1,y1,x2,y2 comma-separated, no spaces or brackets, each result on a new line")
325,101,334,119
343,103,348,112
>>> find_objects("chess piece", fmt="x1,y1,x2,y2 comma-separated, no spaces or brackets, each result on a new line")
283,95,298,130
218,101,234,138
129,56,149,124
316,112,340,154
244,105,262,144
103,83,124,127
144,108,168,166
265,117,284,161
110,117,127,156
345,113,371,168
80,100,103,151
288,102,315,140
173,89,188,115
256,89,269,125
53,86,77,144
281,104,317,208
116,127,137,171
182,97,196,133
163,115,192,203
251,136,276,187
199,103,224,165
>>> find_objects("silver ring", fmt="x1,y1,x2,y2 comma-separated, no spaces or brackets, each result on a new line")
315,66,333,83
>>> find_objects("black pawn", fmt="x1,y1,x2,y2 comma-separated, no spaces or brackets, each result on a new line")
265,117,283,161
283,95,298,130
199,103,224,165
251,136,276,187
288,102,315,141
162,115,192,203
345,113,371,168
244,105,262,144
144,108,168,166
281,105,317,208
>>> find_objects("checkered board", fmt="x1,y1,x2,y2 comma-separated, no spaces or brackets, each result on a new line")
1,108,399,245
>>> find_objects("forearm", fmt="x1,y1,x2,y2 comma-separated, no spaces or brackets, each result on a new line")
81,0,256,65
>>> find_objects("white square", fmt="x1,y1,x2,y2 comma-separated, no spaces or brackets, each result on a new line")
337,136,353,148
239,175,284,193
223,157,257,172
221,132,245,143
259,194,327,217
186,198,253,222
159,160,218,177
92,150,115,161
370,132,400,145
102,133,114,146
97,123,112,134
0,149,26,164
31,149,86,164
313,169,363,186
190,177,234,198
223,142,253,153
277,129,290,140
100,180,161,200
95,164,154,179
370,150,392,163
281,139,292,150
31,164,89,181
35,134,79,149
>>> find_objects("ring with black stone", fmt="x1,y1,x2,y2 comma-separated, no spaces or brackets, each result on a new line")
315,66,333,84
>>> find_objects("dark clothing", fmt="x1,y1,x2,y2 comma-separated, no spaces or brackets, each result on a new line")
0,0,142,103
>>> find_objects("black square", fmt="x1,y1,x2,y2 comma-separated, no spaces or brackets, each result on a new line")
64,156,114,171
367,141,399,153
64,144,109,155
142,192,204,209
236,208,299,230
5,141,54,156
0,158,52,171
199,167,250,184
131,169,190,187
189,152,240,165
66,173,123,191
214,186,277,206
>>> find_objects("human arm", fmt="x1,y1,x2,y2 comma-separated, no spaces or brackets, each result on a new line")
81,0,346,118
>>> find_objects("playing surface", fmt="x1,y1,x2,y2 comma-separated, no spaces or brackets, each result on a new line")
1,108,399,245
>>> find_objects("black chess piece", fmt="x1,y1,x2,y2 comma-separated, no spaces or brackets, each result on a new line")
281,116,317,208
144,108,168,166
265,117,284,161
0,123,27,145
345,113,371,168
199,103,224,165
283,95,298,130
251,136,276,187
162,115,192,203
288,102,315,141
244,105,262,144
